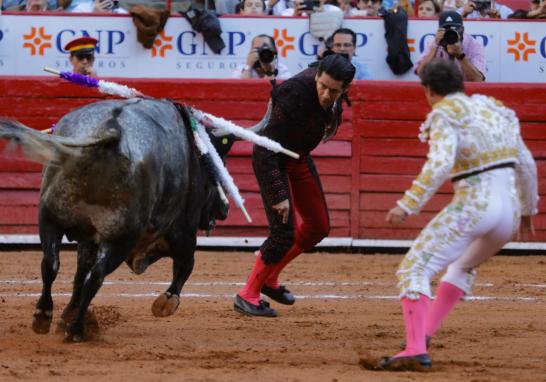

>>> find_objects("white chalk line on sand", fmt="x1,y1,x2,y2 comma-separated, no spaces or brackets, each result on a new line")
0,278,541,302
1,279,545,288
0,291,539,302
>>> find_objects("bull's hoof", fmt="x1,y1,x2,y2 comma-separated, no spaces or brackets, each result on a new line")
57,309,99,335
32,309,53,334
64,322,85,343
131,255,149,275
152,292,180,317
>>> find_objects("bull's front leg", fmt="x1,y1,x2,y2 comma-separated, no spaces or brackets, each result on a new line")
65,239,133,342
152,233,196,317
33,211,63,334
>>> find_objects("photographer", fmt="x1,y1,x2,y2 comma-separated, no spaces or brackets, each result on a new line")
415,11,485,82
459,0,513,18
232,34,292,80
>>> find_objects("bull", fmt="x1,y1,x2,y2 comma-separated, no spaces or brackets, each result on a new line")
0,97,260,342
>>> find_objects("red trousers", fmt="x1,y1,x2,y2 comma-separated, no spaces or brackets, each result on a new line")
257,156,330,264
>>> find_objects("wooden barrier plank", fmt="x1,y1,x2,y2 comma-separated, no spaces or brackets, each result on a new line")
0,172,42,189
360,156,425,175
361,138,428,157
0,206,38,225
0,190,40,206
360,193,452,212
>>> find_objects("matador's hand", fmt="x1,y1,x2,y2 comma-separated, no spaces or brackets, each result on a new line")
272,199,290,224
386,206,408,225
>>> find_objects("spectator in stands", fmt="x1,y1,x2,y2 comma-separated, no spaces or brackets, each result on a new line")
71,0,127,13
215,0,241,14
459,0,513,18
26,0,48,10
354,0,381,16
282,0,342,15
527,0,546,17
415,11,485,82
4,0,62,10
338,0,357,15
237,0,267,14
330,28,372,80
232,34,292,80
266,0,291,14
417,0,441,17
65,36,98,76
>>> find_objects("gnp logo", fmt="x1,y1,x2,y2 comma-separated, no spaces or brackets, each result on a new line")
272,29,295,57
507,32,536,62
152,31,173,57
23,27,52,56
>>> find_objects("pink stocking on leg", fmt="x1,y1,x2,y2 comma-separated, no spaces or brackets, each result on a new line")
425,281,464,338
395,294,431,358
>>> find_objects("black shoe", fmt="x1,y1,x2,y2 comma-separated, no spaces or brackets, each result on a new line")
233,295,277,317
261,284,296,305
400,335,431,350
378,354,432,371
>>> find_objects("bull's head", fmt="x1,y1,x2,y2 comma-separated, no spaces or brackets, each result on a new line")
197,102,271,232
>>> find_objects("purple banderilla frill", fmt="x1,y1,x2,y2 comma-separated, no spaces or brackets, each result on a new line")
59,71,99,88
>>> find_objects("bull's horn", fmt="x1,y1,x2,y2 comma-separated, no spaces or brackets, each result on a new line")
246,100,272,135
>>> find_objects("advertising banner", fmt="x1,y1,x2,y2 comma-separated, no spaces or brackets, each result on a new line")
0,14,544,82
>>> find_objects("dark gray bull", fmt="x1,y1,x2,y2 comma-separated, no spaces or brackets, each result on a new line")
0,98,242,341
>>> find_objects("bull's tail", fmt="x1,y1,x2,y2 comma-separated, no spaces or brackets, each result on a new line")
0,117,121,164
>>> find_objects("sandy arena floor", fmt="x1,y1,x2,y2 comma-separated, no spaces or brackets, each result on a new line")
0,250,545,382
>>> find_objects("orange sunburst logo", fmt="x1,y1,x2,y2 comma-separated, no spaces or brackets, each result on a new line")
152,31,173,58
272,29,295,58
407,38,416,53
23,27,52,56
507,32,536,62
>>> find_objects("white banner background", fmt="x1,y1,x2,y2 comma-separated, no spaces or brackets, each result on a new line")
0,14,545,82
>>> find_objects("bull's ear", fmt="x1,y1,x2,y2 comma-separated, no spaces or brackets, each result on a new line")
208,133,236,158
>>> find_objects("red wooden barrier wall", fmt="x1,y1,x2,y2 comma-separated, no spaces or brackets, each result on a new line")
0,78,545,241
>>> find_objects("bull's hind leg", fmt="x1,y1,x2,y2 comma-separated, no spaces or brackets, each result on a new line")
33,209,64,334
58,242,99,332
152,232,196,317
64,239,134,342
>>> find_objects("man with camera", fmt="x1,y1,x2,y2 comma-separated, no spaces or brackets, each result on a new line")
415,11,485,82
459,0,513,18
233,34,292,80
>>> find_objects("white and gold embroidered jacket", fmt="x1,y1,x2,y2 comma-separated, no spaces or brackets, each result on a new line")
397,92,538,216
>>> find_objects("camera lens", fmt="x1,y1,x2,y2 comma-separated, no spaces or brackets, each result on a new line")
258,45,275,64
441,29,459,47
